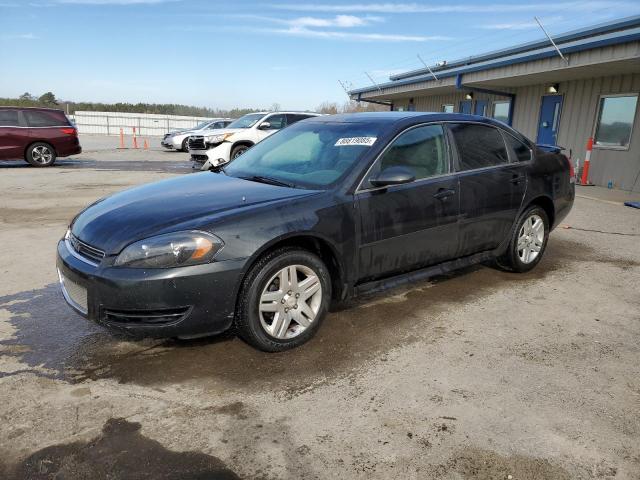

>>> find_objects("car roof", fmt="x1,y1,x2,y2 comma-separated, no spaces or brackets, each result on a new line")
0,106,66,113
312,111,510,127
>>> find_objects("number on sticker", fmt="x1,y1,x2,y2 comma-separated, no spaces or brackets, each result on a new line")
334,137,377,147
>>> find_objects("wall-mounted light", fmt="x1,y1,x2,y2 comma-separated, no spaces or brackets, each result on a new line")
465,92,474,100
547,83,560,94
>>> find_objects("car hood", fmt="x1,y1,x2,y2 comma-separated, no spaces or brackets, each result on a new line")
71,173,318,254
200,127,244,136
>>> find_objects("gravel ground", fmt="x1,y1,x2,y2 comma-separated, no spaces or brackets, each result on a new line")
0,146,639,480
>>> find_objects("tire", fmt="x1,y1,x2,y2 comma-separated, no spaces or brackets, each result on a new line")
181,138,189,152
235,247,331,352
231,144,249,159
26,142,56,167
496,205,549,273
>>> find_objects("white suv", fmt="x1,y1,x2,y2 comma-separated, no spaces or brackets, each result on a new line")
190,111,321,170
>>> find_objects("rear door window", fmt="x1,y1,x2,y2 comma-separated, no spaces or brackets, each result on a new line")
24,110,69,127
286,114,314,125
449,123,509,170
0,109,19,127
503,132,532,162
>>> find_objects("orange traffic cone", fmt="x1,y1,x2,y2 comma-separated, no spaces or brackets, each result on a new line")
143,139,149,150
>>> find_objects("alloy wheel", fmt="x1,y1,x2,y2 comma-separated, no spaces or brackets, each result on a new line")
32,146,53,164
258,264,322,339
517,214,544,264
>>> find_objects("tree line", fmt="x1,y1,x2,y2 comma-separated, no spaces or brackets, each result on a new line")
1,92,263,118
1,92,387,117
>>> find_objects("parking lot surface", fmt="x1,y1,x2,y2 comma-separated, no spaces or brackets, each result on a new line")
1,145,639,479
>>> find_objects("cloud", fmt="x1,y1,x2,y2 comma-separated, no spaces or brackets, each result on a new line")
269,1,639,14
1,33,39,40
263,26,449,42
291,14,382,28
221,14,383,29
55,0,175,4
480,16,564,30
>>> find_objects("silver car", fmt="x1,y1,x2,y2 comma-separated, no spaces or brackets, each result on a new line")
161,118,233,152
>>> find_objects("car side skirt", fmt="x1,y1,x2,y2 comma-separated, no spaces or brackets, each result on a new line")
354,248,498,297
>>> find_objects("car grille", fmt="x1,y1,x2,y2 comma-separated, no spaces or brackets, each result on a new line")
102,307,191,325
188,136,206,150
191,154,208,163
58,269,88,314
68,233,105,265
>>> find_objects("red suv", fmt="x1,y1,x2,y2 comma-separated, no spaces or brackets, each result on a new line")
0,107,82,167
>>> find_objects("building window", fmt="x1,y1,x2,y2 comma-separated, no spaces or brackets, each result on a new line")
492,101,510,123
442,104,454,113
594,94,638,149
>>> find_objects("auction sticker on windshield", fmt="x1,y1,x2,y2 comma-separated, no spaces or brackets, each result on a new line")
335,137,377,147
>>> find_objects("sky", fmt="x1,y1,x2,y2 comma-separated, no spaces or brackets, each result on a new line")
1,0,639,111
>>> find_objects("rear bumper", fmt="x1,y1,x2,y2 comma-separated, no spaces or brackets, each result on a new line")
56,238,247,338
57,143,82,158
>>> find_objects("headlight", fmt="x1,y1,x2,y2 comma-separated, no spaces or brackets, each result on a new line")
114,231,224,268
205,133,234,144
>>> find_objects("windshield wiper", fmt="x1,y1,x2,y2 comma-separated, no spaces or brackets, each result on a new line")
242,175,296,188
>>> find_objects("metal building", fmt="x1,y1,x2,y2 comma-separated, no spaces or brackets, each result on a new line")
350,16,640,192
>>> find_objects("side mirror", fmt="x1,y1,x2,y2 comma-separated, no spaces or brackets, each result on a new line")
258,122,271,130
369,166,415,188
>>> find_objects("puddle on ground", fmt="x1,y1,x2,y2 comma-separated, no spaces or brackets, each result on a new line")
0,237,633,393
2,418,240,480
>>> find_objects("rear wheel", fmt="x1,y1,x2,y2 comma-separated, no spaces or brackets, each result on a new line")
496,205,549,273
235,248,331,352
26,142,56,167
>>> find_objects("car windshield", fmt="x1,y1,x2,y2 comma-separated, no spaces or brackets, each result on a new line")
226,113,266,129
193,121,213,130
224,121,385,189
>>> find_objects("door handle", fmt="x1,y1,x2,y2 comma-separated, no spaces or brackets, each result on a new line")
509,175,525,185
433,188,456,200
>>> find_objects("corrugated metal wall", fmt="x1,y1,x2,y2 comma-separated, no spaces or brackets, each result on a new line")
390,73,640,191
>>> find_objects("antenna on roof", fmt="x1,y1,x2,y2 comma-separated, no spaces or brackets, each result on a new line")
417,54,438,81
338,80,351,98
364,72,383,92
534,16,569,65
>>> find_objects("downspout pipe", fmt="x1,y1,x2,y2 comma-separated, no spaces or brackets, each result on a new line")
455,74,516,126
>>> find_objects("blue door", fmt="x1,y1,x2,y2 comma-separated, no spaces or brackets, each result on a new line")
459,100,472,114
474,100,487,116
536,95,563,145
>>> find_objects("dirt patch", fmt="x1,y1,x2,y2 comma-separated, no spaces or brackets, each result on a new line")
439,447,572,480
4,418,240,480
0,207,82,225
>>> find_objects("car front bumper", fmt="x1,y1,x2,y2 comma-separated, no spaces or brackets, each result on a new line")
196,143,232,170
56,238,246,338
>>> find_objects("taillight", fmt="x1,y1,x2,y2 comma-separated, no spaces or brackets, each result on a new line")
61,128,76,135
565,155,575,183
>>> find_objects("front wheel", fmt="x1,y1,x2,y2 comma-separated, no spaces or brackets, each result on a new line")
496,206,549,273
181,138,190,152
235,248,331,352
26,142,56,167
231,144,249,159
